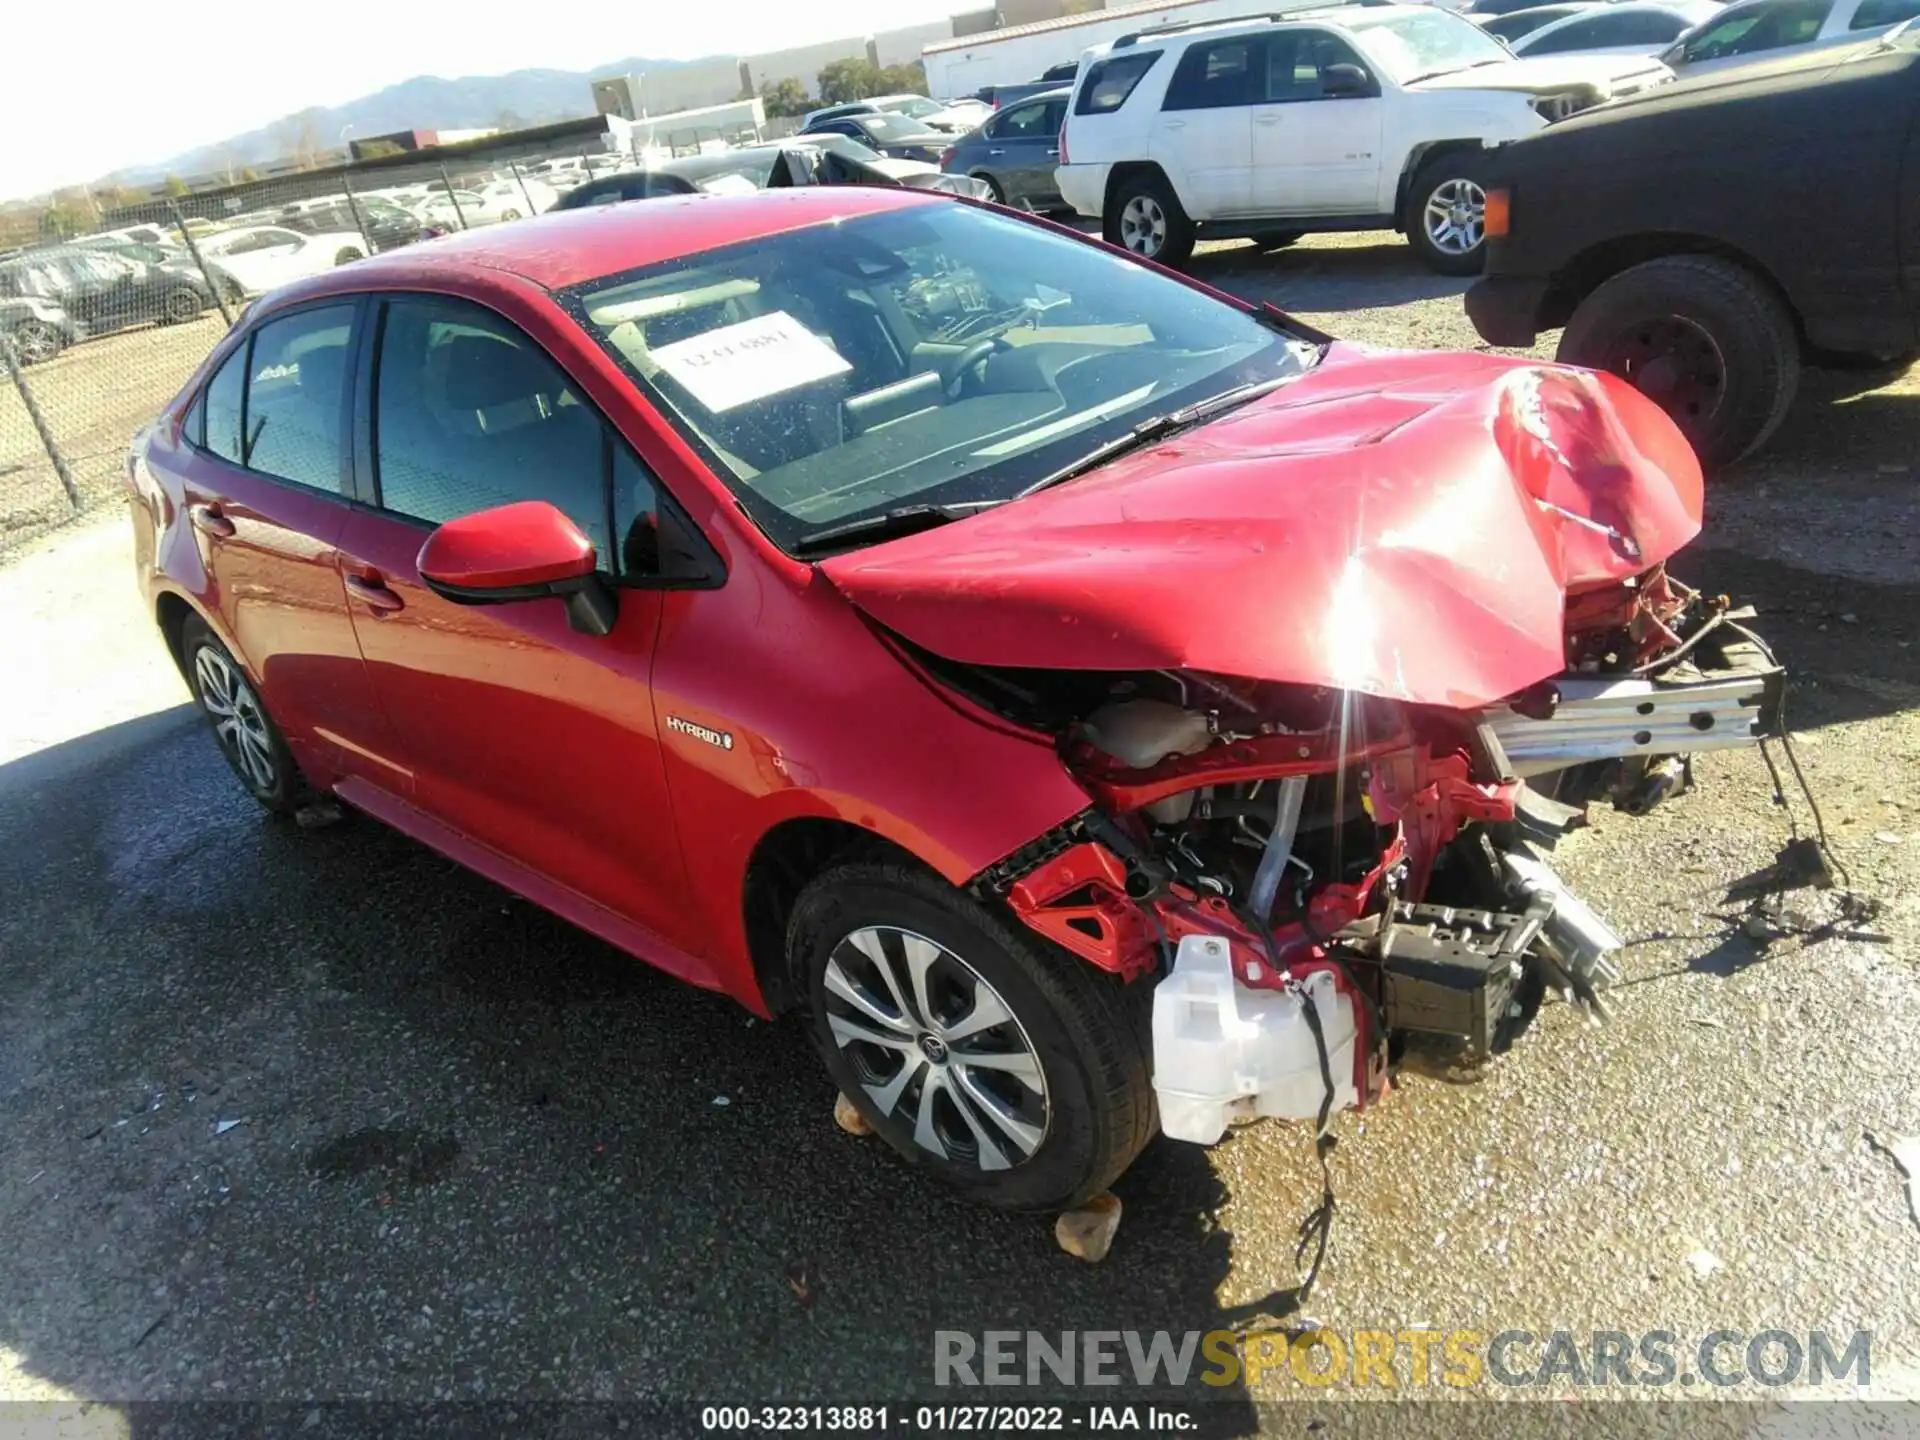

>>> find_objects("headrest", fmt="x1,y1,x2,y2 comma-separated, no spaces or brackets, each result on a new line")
442,334,554,412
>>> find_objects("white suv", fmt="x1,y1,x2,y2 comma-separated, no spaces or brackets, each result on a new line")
1056,3,1672,273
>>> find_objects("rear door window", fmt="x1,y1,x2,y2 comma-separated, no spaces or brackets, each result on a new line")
200,346,247,463
242,306,354,489
1163,38,1262,109
1851,0,1920,26
1075,50,1162,114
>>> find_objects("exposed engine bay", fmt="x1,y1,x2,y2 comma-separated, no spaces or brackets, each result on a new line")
945,566,1784,1143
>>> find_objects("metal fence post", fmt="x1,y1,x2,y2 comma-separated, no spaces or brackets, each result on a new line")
508,158,536,216
438,164,469,229
167,200,235,328
340,171,377,254
2,340,81,514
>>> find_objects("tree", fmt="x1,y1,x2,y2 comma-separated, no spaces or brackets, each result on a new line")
878,62,929,96
493,108,527,132
816,57,885,105
163,174,191,197
238,166,264,183
758,76,811,118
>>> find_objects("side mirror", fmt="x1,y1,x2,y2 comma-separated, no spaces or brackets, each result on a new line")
1321,63,1374,98
417,500,618,636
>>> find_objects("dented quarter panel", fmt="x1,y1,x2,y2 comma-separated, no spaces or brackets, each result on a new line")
819,347,1704,711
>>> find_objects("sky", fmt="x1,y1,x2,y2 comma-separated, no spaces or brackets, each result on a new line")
2,0,963,200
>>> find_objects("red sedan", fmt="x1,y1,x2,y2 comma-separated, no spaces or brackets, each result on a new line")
128,188,1779,1211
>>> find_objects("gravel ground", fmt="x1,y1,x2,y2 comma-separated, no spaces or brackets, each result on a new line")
1,232,1916,1434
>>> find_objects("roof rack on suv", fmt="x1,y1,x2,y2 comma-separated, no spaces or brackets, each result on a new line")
1110,0,1375,46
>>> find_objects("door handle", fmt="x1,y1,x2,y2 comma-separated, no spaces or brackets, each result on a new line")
189,503,234,538
344,572,404,614
1046,148,1058,157
1163,119,1186,129
1255,113,1283,125
987,148,1005,156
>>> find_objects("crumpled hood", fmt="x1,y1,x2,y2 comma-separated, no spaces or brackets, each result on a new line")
820,346,1704,711
1407,55,1672,96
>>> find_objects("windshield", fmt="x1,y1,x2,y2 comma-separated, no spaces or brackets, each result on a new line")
561,202,1315,554
1347,9,1513,80
858,112,935,141
883,95,944,118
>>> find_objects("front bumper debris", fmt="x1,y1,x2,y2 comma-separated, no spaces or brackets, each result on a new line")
1479,635,1781,777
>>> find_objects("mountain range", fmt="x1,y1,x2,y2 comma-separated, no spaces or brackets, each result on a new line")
112,56,700,184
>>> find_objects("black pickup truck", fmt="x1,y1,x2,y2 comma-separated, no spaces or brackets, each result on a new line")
1467,30,1920,468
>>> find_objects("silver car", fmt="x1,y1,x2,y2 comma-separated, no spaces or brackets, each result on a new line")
936,88,1072,212
1661,0,1919,74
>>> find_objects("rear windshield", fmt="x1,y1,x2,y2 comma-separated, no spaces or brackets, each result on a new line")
560,202,1314,555
1074,50,1163,114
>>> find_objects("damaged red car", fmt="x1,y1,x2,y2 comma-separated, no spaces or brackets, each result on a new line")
129,188,1781,1211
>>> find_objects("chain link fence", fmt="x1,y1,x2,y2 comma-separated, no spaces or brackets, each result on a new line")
0,125,714,555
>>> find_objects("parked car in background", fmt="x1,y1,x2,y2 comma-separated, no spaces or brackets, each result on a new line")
1477,3,1594,41
939,87,1072,209
199,224,367,296
71,236,247,307
276,196,423,253
129,187,1774,1211
0,293,77,364
1468,30,1920,465
416,189,504,228
547,136,991,211
0,247,216,337
1055,5,1673,273
479,177,558,219
1659,0,1918,72
798,111,952,162
1508,0,1720,55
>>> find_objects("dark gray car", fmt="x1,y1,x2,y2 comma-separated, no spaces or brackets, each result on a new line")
939,88,1072,211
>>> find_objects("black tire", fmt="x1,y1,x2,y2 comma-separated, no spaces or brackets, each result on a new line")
972,172,1007,205
790,861,1156,1212
5,319,62,364
162,287,204,324
1557,255,1801,470
1251,229,1304,252
333,247,365,266
1405,157,1490,276
1103,170,1195,268
180,615,304,814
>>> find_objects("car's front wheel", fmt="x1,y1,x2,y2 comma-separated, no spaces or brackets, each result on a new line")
1556,255,1800,469
181,614,303,813
1103,172,1195,268
161,287,204,324
1407,160,1489,276
5,319,62,364
790,861,1155,1212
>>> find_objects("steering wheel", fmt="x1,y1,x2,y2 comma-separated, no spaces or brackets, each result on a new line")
942,335,1008,396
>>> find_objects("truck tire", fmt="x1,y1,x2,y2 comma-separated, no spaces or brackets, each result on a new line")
1406,156,1490,276
1103,171,1195,268
1557,255,1800,470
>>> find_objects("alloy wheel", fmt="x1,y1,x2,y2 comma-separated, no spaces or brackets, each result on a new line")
165,289,201,323
823,926,1049,1173
1423,178,1486,257
1599,315,1727,432
1118,194,1168,258
11,321,58,364
194,646,278,791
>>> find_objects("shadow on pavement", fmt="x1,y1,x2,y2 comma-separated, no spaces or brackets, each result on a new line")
0,707,1264,1429
1190,237,1467,314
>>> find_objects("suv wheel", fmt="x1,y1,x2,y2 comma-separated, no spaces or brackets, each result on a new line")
789,861,1156,1212
6,319,62,365
1557,255,1800,469
333,247,365,266
1407,161,1488,276
1104,172,1195,268
181,615,303,813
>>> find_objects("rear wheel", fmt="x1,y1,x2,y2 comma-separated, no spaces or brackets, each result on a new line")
181,615,303,814
790,862,1156,1212
333,246,365,266
973,172,1007,205
162,287,203,324
1103,171,1195,268
1557,255,1800,469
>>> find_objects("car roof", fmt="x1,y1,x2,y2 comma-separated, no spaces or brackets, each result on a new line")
1523,0,1710,30
1090,2,1434,52
278,187,943,294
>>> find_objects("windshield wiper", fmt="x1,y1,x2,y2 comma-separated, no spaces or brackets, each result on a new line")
790,500,999,558
1017,375,1297,500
